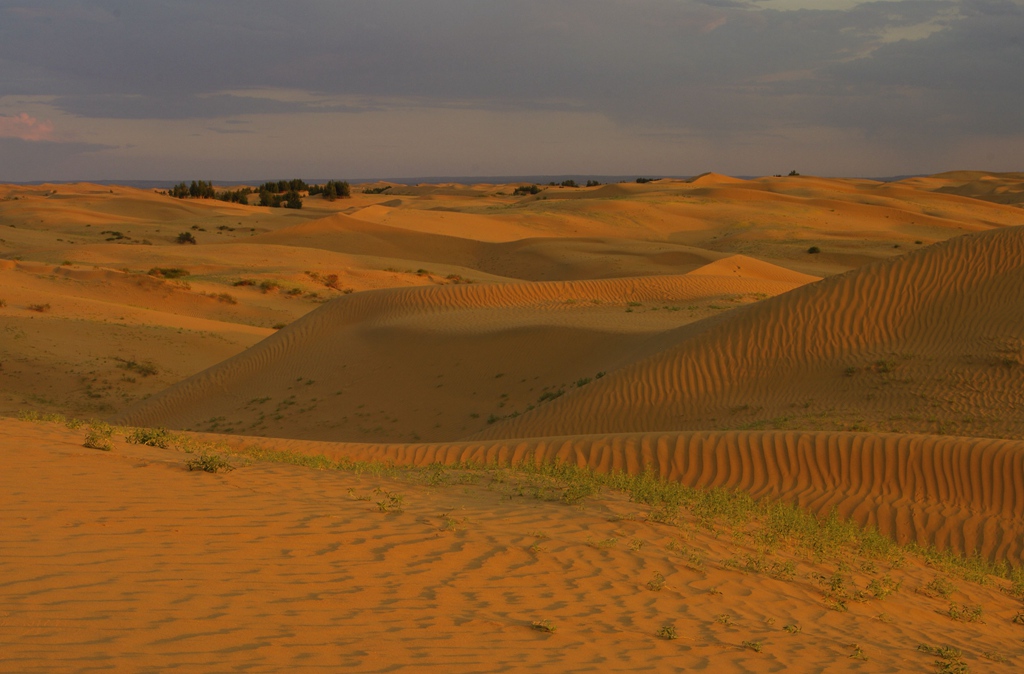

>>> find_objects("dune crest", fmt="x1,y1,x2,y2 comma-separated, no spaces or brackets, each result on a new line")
481,226,1024,441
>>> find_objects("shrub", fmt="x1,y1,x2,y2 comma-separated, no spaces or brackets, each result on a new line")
83,424,114,451
125,427,174,448
147,267,189,279
176,232,197,244
116,358,158,377
28,303,50,312
656,624,678,640
807,246,820,254
186,453,234,473
512,184,541,196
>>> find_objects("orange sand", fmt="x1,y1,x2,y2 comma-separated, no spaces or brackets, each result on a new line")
2,172,1024,672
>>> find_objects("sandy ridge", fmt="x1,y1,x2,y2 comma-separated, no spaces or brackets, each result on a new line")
116,268,810,431
174,427,1024,564
481,226,1024,440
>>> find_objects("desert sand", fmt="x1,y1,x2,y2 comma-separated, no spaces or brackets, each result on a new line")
2,172,1024,671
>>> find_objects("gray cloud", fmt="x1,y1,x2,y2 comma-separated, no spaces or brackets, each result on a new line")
0,0,1019,177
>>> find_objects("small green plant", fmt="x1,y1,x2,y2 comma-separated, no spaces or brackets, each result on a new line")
946,602,983,623
924,577,957,599
629,538,645,551
850,644,868,660
646,572,665,591
147,267,189,278
83,424,114,451
125,427,174,448
917,644,969,674
560,473,599,504
259,280,281,293
186,453,234,473
28,303,51,312
116,358,158,377
531,619,556,633
867,575,902,599
741,639,763,653
656,624,678,640
375,489,404,513
981,651,1007,663
715,614,733,627
1013,610,1024,625
783,624,801,634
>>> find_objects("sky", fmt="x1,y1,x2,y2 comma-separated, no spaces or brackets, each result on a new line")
0,0,1021,182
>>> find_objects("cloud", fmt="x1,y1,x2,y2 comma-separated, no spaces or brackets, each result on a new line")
0,112,55,141
0,0,1019,177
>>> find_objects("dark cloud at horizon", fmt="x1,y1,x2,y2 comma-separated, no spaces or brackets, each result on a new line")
0,0,1020,180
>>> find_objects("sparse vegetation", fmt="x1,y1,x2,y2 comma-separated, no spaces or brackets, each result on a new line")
917,644,969,674
176,232,197,245
125,427,174,448
646,572,666,591
375,489,405,513
656,624,678,640
807,246,821,254
116,358,158,377
924,577,957,599
946,602,983,623
28,303,50,312
186,452,234,473
147,267,189,278
531,620,556,633
83,423,114,451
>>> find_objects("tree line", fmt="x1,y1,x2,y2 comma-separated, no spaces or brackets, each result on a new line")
165,178,352,209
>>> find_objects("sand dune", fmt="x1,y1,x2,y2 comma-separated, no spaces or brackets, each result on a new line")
480,226,1024,441
173,426,1024,563
251,211,743,281
117,264,813,441
4,175,1024,672
3,418,1022,671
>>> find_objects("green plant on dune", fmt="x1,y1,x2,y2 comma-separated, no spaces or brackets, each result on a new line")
185,452,234,473
656,624,678,640
83,423,114,451
125,427,175,448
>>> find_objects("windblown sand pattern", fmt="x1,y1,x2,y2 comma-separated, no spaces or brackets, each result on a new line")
188,428,1024,564
3,419,1023,672
3,175,1024,672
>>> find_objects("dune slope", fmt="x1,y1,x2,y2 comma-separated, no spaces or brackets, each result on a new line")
479,226,1024,441
116,264,812,441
